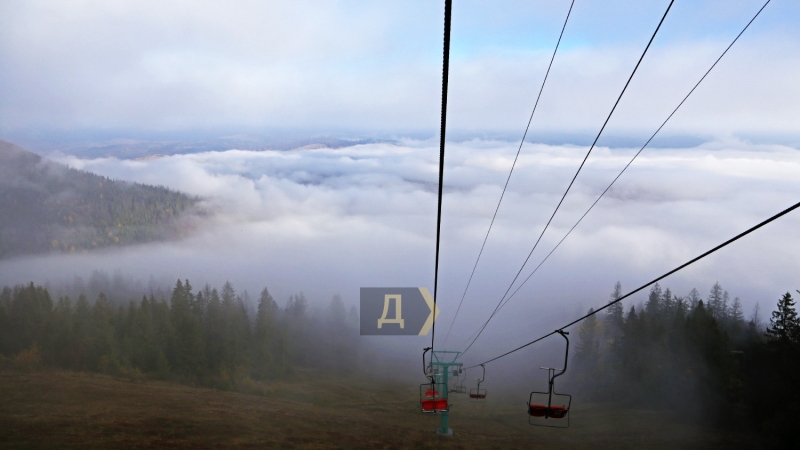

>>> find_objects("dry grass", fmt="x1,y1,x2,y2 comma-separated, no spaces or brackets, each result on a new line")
0,369,754,449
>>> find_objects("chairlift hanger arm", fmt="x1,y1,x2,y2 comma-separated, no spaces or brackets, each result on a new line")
423,347,432,379
551,330,569,383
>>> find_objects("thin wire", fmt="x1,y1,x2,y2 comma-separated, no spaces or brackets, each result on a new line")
459,0,675,358
464,199,800,369
431,0,453,352
491,0,772,317
442,0,576,348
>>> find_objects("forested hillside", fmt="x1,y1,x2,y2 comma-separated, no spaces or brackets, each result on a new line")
0,140,201,259
571,282,800,446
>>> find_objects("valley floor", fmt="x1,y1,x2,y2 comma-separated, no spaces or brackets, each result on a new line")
0,369,753,449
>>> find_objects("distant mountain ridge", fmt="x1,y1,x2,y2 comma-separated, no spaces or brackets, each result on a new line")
0,140,202,259
23,135,381,160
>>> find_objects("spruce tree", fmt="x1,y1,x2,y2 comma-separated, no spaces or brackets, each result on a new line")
578,308,597,345
254,287,278,378
89,292,118,372
662,288,674,318
205,288,224,374
74,294,91,368
721,290,731,324
170,279,204,376
645,283,662,317
766,292,799,346
687,288,701,310
707,282,724,319
606,282,624,331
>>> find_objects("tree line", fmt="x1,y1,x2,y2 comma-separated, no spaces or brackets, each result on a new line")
571,281,800,446
0,280,359,390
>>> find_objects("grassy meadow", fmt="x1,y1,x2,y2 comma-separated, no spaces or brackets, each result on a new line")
0,368,754,449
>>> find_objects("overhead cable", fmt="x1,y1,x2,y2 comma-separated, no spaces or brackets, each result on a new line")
431,0,453,352
459,0,675,358
465,198,800,369
442,0,577,347
488,0,773,319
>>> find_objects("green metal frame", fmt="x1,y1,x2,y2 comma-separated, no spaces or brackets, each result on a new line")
429,350,462,435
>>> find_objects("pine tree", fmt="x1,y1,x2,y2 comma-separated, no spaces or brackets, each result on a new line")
89,292,118,372
254,287,278,378
674,296,686,322
749,302,763,331
721,290,731,324
687,288,701,310
205,288,224,374
606,282,624,331
707,282,724,319
576,309,599,360
218,281,251,372
50,296,74,367
575,308,600,393
662,288,674,318
645,283,662,317
730,297,744,327
328,294,347,327
169,279,204,376
292,292,308,319
766,292,799,347
73,294,91,368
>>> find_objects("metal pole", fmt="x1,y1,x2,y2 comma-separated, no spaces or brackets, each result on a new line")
438,367,451,435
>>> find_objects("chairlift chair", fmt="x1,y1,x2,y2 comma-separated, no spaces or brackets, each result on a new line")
420,382,448,413
449,368,467,394
469,364,487,402
528,330,572,428
420,347,448,413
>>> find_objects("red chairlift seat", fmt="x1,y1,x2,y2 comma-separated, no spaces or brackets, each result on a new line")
421,398,448,412
420,380,448,413
528,403,567,418
469,392,486,399
549,405,567,418
528,403,547,417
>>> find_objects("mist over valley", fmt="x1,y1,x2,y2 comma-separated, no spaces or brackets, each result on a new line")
2,0,800,447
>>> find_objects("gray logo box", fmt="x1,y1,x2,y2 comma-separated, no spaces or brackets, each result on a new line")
360,287,437,335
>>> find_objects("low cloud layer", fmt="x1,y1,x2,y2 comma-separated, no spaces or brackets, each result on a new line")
1,139,799,363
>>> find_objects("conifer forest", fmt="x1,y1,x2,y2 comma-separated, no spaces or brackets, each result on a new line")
1,277,798,445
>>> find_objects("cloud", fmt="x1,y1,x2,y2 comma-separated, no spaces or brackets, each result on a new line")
2,138,799,362
1,1,799,139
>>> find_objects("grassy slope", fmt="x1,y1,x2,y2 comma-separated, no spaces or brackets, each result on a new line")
0,369,755,449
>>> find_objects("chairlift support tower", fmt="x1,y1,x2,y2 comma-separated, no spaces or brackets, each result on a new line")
428,350,462,436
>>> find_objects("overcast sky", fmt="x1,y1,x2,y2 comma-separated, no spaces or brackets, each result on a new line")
1,0,799,141
1,1,799,367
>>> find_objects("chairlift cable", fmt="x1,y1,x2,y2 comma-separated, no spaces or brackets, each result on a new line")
464,199,800,369
457,0,771,349
431,0,453,352
489,0,772,318
459,0,675,358
442,0,577,348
